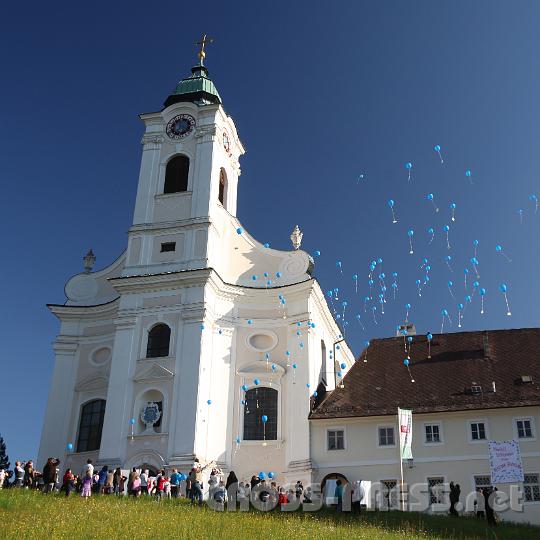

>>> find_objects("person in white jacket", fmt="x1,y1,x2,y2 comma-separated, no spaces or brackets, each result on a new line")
474,488,485,518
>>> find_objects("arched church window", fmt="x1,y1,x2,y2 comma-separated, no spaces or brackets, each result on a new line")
243,387,278,440
76,399,106,452
146,324,171,358
164,155,189,194
218,168,227,206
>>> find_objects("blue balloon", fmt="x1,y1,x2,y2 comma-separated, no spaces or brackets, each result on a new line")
236,436,241,444
403,359,410,366
392,271,398,278
427,333,433,341
434,144,441,152
470,257,479,265
314,250,321,257
352,273,358,280
427,193,434,201
407,336,413,343
480,288,486,296
441,309,448,316
450,202,456,209
276,272,282,278
241,384,248,391
254,378,260,385
252,275,258,280
200,324,205,330
247,319,253,325
261,415,268,423
388,199,394,207
306,383,311,388
405,303,411,309
465,170,472,177
500,283,508,293
263,242,270,248
292,363,297,369
236,227,243,234
407,229,414,237
405,162,413,170
473,239,479,247
364,340,370,347
458,303,464,310
443,225,450,232
427,227,434,234
445,255,452,262
448,281,453,287
258,472,266,480
130,418,135,425
207,399,212,405
495,244,503,253
268,472,275,479
264,272,269,277
340,362,346,369
313,391,318,397
67,443,73,451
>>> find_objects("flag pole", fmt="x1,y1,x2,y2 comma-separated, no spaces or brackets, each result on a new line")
399,444,405,511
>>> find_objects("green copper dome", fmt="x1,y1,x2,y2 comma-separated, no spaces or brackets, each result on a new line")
163,65,222,108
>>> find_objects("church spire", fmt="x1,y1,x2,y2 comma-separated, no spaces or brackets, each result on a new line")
163,35,221,108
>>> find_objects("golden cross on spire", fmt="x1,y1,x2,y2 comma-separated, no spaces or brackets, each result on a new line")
196,34,213,65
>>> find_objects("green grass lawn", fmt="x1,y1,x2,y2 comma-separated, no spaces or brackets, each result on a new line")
0,489,537,540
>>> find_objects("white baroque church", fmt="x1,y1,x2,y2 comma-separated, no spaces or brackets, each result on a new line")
38,53,353,483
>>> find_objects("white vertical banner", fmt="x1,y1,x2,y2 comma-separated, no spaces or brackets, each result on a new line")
398,408,413,460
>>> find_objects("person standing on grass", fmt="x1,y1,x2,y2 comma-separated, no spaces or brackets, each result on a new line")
484,487,497,527
473,488,485,518
191,464,204,506
98,465,108,494
23,461,35,488
0,468,5,489
105,469,114,494
127,467,137,495
335,479,344,512
132,471,141,497
170,469,181,498
113,467,122,495
449,481,461,516
81,471,92,499
13,461,24,487
139,469,148,495
42,457,59,493
295,480,304,500
63,469,75,497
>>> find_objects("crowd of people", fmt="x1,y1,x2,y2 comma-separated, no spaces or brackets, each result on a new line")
0,459,499,525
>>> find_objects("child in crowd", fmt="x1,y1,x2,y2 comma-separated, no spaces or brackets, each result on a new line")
81,471,92,499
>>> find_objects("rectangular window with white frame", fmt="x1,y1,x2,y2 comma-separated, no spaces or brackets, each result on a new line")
378,426,395,447
524,473,540,502
327,428,345,451
424,422,443,444
515,418,536,440
468,420,488,442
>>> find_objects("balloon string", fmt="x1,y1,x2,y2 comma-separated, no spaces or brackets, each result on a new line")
481,297,485,315
504,293,512,316
409,238,414,254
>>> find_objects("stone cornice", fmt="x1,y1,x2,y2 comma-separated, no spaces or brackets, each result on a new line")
48,298,120,321
128,217,210,234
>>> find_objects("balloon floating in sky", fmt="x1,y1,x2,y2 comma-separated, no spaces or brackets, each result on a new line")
263,242,270,248
529,194,538,213
465,169,473,184
405,303,411,323
355,313,365,331
357,174,364,183
313,250,321,257
426,332,433,358
473,239,479,259
207,399,212,405
470,257,480,278
500,283,512,316
440,308,452,333
363,340,370,362
336,260,343,274
353,273,358,293
407,229,414,254
445,255,453,272
450,202,456,222
426,193,439,213
388,199,398,223
463,268,469,290
457,303,464,328
434,144,444,164
447,280,455,300
261,415,268,423
443,225,451,250
480,287,487,314
405,162,413,183
427,227,435,244
495,244,512,263
518,209,524,224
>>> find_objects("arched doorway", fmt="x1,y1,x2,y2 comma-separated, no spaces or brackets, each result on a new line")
321,472,349,505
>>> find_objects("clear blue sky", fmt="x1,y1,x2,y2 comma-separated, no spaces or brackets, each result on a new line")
2,1,540,464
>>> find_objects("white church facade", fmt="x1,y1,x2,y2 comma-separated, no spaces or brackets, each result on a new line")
38,54,354,484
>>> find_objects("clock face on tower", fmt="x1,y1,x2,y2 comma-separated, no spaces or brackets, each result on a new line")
166,114,196,140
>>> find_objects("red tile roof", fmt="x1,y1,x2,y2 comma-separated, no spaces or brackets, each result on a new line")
310,328,540,419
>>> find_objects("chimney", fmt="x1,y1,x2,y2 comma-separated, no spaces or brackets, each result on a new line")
397,323,416,337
